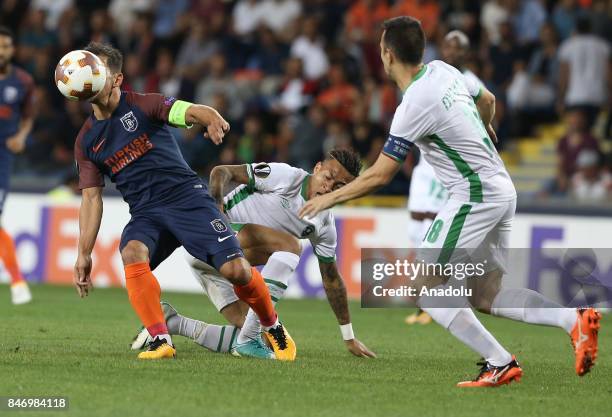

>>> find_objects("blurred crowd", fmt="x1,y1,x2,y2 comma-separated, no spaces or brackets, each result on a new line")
1,0,611,198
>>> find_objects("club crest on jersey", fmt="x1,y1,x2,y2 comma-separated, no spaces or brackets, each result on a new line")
120,111,138,132
301,225,315,238
280,197,290,209
253,163,271,178
3,86,18,103
210,219,228,233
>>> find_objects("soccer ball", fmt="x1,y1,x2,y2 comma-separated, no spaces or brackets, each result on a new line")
54,50,107,101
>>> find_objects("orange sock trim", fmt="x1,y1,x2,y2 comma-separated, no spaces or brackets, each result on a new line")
234,267,277,327
124,262,167,337
0,228,24,284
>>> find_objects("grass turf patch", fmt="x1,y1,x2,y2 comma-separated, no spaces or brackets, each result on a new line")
0,284,609,417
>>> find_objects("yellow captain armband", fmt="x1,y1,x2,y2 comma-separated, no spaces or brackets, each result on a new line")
168,100,194,128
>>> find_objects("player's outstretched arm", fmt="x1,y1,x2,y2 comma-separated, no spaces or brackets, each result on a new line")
184,104,230,145
74,187,103,298
475,87,498,143
299,153,401,219
209,165,250,211
319,261,376,358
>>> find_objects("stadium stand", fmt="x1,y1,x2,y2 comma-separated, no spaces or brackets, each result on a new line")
1,0,610,208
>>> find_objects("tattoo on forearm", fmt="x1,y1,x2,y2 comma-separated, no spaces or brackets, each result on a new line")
209,165,250,207
210,167,231,206
320,262,350,325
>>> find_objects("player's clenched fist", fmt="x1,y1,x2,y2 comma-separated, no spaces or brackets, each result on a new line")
74,253,94,298
205,110,230,145
185,104,230,145
5,135,26,154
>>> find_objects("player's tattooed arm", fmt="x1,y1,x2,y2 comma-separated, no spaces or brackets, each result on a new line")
209,165,250,210
319,261,351,324
319,261,377,358
74,187,103,298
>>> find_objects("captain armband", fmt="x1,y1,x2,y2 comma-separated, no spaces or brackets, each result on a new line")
168,100,194,128
382,134,414,163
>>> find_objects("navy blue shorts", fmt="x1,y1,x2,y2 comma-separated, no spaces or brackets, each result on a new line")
120,185,244,271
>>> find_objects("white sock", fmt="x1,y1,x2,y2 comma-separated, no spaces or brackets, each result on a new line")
166,313,240,352
195,324,240,353
154,333,173,347
167,314,205,339
490,288,576,334
419,284,512,366
446,309,513,366
237,251,300,344
261,318,280,332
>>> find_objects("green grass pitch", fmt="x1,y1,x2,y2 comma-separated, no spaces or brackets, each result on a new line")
1,284,609,417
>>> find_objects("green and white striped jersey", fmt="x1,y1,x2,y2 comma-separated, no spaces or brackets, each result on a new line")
223,162,337,263
383,60,516,203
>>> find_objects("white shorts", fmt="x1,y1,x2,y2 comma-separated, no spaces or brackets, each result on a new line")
418,198,516,272
187,255,238,312
407,217,433,248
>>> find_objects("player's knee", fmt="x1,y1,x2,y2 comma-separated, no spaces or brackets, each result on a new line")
219,258,251,286
274,236,301,256
121,240,149,265
265,235,301,257
470,285,501,313
471,296,493,314
286,237,301,256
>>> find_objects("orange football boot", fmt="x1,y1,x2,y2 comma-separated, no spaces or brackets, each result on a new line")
457,356,523,387
570,308,602,376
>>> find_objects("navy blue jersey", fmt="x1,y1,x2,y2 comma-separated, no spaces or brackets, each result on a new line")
0,65,34,214
0,66,34,163
75,92,202,212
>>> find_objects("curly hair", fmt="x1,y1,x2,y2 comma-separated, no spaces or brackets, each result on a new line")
328,148,362,177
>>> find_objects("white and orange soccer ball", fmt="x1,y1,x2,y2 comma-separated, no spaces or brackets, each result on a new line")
54,50,107,101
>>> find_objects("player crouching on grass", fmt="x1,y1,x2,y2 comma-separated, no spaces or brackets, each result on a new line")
131,149,376,360
72,42,295,360
299,16,601,386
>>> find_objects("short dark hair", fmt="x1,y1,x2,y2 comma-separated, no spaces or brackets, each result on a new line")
328,148,362,177
0,26,14,42
84,42,123,73
381,16,425,65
